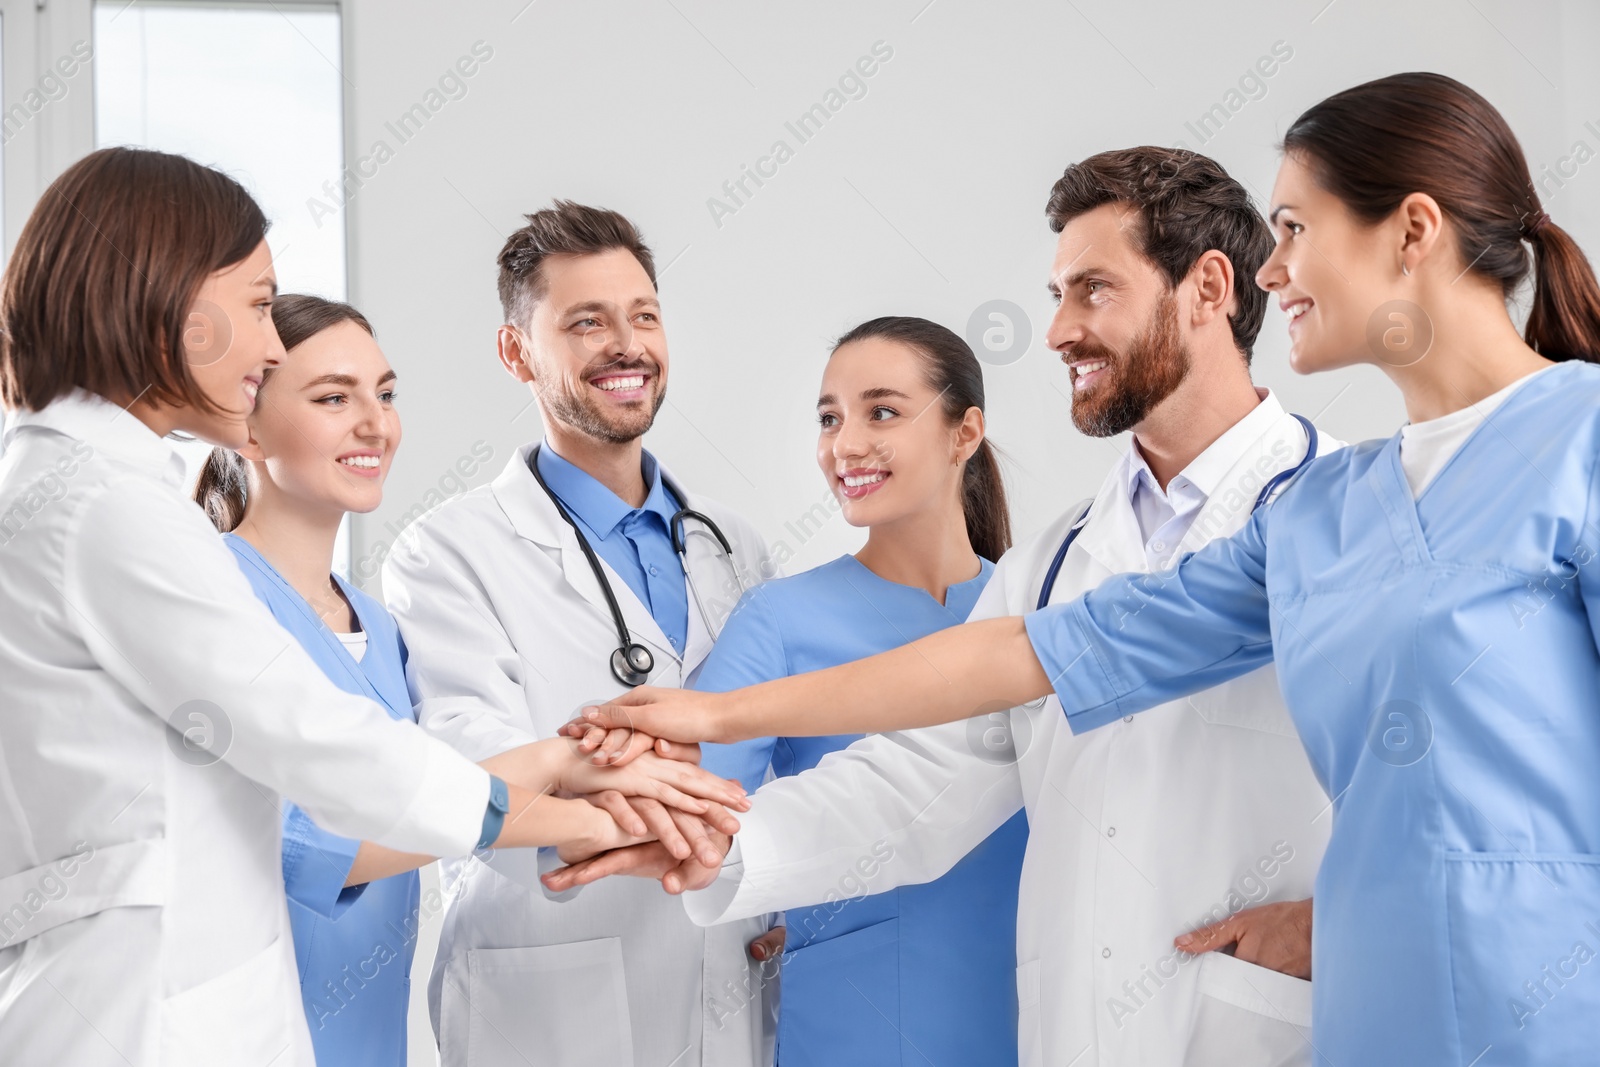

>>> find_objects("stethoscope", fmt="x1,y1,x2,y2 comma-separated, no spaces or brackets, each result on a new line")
1035,414,1318,611
528,445,749,687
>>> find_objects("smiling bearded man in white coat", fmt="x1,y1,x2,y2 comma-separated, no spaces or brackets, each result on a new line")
553,148,1340,1067
382,202,775,1067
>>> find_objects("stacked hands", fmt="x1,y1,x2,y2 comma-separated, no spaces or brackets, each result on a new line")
529,686,1316,978
474,688,743,871
543,686,734,895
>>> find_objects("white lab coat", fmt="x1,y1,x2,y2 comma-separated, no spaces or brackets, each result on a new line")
687,395,1336,1067
383,442,776,1067
0,392,489,1067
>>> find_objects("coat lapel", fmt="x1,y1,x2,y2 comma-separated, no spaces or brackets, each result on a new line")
492,444,679,669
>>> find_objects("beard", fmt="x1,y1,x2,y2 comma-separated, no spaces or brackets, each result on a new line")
1070,291,1192,438
538,357,666,444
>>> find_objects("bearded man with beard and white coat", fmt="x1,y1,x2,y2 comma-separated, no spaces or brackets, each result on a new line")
550,148,1339,1067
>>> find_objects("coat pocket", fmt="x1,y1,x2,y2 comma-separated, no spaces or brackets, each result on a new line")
1183,666,1299,739
777,916,901,1066
1444,851,1600,1065
160,932,303,1067
444,939,633,1067
1183,951,1313,1067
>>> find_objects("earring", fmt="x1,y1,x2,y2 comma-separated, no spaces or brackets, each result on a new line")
1400,260,1411,278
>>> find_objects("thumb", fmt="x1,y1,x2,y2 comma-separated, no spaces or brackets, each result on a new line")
748,927,787,962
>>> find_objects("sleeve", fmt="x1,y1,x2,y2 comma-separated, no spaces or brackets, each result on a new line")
62,481,489,858
1028,504,1276,735
683,564,1027,928
282,803,366,917
692,588,788,793
382,519,541,761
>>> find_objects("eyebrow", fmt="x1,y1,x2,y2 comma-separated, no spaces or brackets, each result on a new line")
301,370,398,389
816,386,914,408
562,296,661,316
1269,205,1295,224
1048,267,1113,294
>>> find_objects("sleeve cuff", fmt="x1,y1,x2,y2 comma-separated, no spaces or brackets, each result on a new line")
683,837,747,927
1024,602,1127,734
391,738,493,857
282,806,367,919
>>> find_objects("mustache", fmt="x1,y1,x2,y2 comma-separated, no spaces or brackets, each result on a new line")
1063,342,1119,369
584,357,657,381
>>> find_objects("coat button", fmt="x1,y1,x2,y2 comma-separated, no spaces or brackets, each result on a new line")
1123,716,1133,723
1102,947,1112,958
1106,827,1116,837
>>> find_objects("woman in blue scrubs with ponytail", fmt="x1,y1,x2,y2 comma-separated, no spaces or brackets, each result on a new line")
693,317,1027,1066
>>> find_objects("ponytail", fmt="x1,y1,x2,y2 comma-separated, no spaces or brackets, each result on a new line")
832,315,1013,563
961,438,1012,564
193,446,251,532
1525,219,1600,362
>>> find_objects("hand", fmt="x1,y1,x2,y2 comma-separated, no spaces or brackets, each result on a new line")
574,685,728,749
558,719,702,768
541,830,731,895
559,747,749,816
555,794,651,865
577,793,737,866
1174,898,1313,978
748,927,785,962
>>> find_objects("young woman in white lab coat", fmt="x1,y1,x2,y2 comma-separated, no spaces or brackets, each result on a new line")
0,147,741,1067
189,295,740,1066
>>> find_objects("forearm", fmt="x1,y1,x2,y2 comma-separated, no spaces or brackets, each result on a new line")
345,842,435,887
712,616,1050,742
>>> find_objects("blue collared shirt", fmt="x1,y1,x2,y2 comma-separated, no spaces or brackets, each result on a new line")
535,440,689,654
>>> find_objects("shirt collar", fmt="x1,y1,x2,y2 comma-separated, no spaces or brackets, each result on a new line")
4,388,187,487
1122,387,1283,506
534,438,678,539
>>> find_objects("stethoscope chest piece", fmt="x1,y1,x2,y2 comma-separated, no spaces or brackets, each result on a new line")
611,642,655,687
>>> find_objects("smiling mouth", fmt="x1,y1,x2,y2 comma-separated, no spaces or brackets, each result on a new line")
1070,359,1110,392
839,470,889,499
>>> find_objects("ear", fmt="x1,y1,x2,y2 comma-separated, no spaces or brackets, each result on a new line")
497,325,536,384
1186,249,1235,331
954,406,985,464
1395,191,1444,276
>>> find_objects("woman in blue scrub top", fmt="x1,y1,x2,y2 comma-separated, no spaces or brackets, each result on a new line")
567,75,1600,1066
694,316,1027,1066
193,296,742,1065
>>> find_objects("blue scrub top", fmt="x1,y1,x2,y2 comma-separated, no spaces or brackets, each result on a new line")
535,440,689,654
698,554,1026,1067
1026,360,1600,1066
225,535,421,1067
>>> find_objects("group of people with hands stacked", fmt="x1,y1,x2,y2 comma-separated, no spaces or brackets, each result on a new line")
3,69,1599,1067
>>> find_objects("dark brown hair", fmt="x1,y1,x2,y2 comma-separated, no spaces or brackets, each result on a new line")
1046,146,1273,363
1283,72,1600,362
496,200,657,328
193,295,375,532
0,146,268,413
832,316,1012,563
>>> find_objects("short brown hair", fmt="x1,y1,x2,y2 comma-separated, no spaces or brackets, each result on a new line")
1045,147,1272,362
0,146,268,413
496,200,656,328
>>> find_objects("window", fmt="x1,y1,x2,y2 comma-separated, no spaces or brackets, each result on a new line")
93,0,351,571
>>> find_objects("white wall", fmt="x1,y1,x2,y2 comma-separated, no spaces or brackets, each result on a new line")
325,2,1600,1061
337,0,1600,594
